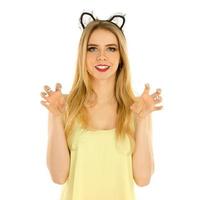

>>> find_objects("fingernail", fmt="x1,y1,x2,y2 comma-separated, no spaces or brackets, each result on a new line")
157,88,161,92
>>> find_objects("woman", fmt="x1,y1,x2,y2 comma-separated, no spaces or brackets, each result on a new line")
40,12,163,200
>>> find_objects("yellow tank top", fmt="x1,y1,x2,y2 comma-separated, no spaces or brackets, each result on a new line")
60,120,136,200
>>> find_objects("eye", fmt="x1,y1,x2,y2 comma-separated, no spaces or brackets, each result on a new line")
87,47,97,52
107,47,117,52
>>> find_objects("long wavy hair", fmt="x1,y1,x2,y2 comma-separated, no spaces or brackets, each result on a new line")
62,20,138,146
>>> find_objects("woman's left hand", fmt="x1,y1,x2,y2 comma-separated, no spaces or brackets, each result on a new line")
130,83,163,120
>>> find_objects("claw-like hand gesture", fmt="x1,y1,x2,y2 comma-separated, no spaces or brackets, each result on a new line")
130,83,163,120
40,83,66,117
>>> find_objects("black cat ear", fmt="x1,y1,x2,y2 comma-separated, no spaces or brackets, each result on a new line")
107,14,126,29
80,12,96,29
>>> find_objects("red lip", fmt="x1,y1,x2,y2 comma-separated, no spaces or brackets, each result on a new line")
95,67,110,72
95,64,110,67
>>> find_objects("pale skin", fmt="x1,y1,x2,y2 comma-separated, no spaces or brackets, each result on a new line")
86,28,163,186
130,84,163,186
41,83,70,184
40,28,163,186
86,28,119,105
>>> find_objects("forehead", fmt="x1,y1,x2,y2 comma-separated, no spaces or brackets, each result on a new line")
88,29,118,45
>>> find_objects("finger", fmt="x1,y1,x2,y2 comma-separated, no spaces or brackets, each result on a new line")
151,91,162,99
40,92,47,99
154,96,162,103
156,88,161,94
154,105,163,111
143,83,150,95
55,83,62,92
153,95,162,101
44,85,53,95
151,93,158,98
40,100,50,109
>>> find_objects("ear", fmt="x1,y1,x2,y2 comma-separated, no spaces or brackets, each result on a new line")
107,14,126,29
80,12,96,29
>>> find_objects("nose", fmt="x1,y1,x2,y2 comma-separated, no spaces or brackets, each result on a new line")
96,50,107,61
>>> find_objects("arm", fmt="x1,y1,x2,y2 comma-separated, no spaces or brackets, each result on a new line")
132,114,154,186
47,112,70,184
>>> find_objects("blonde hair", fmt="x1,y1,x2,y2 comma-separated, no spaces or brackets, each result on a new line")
63,20,138,147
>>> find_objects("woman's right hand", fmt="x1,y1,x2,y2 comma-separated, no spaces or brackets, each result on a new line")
40,83,67,117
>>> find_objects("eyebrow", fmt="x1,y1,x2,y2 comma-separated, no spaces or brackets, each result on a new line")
87,43,118,47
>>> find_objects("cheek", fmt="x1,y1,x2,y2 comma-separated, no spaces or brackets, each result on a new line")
111,54,120,64
86,56,95,70
86,54,95,65
111,51,120,59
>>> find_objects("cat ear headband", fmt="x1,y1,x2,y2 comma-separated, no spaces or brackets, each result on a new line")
79,12,126,32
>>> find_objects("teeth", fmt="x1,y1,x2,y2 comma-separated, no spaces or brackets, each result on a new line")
95,65,110,69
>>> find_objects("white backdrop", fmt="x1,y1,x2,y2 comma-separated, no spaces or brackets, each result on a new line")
0,0,200,199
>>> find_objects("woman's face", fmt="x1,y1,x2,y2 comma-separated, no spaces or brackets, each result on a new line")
86,28,120,80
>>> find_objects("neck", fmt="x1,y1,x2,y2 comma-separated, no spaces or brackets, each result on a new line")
91,76,116,105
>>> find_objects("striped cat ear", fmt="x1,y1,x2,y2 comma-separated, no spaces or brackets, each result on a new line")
80,12,96,29
107,14,126,30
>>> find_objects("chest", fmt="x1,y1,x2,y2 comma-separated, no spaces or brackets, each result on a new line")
86,104,117,130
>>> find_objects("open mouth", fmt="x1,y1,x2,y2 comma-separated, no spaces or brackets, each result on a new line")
95,65,110,72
